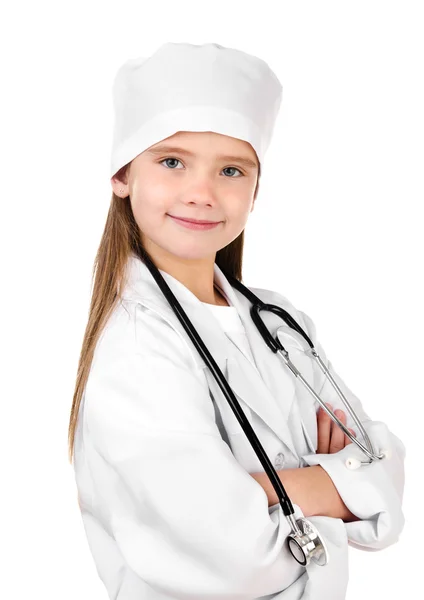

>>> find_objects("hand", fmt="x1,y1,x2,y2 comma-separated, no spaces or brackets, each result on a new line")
317,403,356,454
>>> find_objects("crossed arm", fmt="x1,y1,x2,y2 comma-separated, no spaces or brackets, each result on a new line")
78,405,359,520
250,464,360,522
250,403,361,523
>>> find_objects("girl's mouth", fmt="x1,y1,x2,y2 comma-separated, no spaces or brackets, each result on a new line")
168,215,222,231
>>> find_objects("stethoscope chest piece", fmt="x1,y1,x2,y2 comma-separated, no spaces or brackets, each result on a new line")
287,517,329,567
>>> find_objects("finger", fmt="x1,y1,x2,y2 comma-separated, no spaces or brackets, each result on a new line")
345,428,356,446
329,409,347,453
316,403,333,454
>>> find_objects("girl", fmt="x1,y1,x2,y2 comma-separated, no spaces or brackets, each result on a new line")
69,42,406,599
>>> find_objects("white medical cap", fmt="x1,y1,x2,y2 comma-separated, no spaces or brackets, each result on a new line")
109,42,283,179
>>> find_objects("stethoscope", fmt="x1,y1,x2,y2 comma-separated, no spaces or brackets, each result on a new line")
141,250,385,567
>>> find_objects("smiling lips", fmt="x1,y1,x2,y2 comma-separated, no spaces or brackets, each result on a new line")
168,214,222,230
169,215,221,224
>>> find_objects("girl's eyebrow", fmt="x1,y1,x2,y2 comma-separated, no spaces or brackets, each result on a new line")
146,145,258,170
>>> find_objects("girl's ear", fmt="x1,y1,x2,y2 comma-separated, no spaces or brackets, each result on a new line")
110,165,130,197
111,177,128,198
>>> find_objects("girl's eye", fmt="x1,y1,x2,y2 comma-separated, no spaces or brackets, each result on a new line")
159,158,244,177
160,158,183,170
222,166,243,178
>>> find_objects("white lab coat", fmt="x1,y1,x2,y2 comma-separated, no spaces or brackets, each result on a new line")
73,252,406,600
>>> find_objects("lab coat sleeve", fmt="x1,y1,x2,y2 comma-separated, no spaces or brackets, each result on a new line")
82,301,307,599
297,309,406,551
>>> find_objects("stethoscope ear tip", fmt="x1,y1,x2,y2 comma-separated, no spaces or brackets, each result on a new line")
345,457,361,470
345,449,388,469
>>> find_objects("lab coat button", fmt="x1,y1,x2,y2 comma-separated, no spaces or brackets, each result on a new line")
274,452,285,468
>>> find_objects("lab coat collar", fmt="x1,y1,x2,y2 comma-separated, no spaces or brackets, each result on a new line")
122,252,299,457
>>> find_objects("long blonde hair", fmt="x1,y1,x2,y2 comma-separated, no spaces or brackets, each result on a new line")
68,162,261,463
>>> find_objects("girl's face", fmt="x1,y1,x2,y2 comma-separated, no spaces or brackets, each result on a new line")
114,130,259,262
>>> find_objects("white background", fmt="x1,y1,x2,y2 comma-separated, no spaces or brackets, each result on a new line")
1,1,422,598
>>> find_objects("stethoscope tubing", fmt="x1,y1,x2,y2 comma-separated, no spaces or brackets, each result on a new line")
142,251,297,519
141,251,384,523
227,273,385,464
